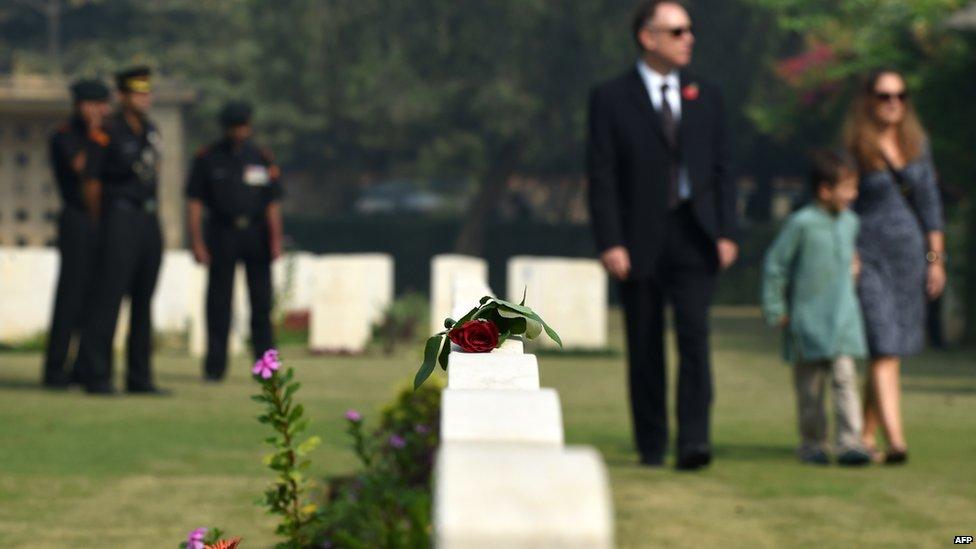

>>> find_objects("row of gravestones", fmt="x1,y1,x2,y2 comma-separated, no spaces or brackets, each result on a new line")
0,248,608,354
433,283,614,547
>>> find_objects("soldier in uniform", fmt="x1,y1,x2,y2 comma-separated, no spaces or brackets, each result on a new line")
42,79,111,389
186,101,284,382
76,66,166,395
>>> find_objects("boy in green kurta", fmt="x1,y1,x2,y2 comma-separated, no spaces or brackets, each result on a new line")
762,150,871,466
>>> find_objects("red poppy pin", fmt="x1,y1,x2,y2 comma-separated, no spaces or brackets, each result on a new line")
682,83,700,101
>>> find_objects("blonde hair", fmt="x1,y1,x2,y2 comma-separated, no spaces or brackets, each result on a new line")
842,69,927,172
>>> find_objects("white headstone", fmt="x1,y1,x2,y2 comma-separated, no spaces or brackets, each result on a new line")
152,250,198,334
431,255,488,334
507,257,607,349
440,388,564,446
435,443,614,549
309,254,394,353
447,351,539,390
0,247,59,343
272,251,317,314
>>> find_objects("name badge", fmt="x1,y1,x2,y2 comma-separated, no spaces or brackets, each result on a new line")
244,165,270,186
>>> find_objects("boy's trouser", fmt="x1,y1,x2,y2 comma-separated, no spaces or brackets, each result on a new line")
793,356,863,453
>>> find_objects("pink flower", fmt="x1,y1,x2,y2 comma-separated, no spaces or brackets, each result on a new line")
187,527,207,549
344,409,362,423
415,424,431,435
251,348,281,379
388,434,406,449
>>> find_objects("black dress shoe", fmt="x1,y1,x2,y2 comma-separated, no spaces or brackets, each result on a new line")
126,385,172,396
676,445,712,471
639,455,665,467
42,378,70,390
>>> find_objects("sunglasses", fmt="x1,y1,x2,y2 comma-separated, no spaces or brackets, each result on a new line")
874,91,908,103
648,25,694,39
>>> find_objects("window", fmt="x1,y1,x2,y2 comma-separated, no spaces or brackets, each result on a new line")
16,236,27,247
16,125,29,141
15,209,28,222
44,210,58,222
15,153,28,168
45,238,56,247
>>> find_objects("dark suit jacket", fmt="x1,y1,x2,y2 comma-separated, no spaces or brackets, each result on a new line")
586,67,736,278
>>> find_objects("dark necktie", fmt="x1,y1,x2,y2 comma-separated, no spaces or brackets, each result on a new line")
660,83,680,208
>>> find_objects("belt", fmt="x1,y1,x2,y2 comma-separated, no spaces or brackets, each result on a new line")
213,215,260,229
109,197,157,213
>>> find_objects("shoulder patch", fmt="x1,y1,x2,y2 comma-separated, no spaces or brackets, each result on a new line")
88,129,110,146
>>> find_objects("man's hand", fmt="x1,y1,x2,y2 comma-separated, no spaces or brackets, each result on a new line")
192,240,211,265
717,238,738,270
269,234,283,261
600,246,631,281
852,252,862,279
778,315,790,328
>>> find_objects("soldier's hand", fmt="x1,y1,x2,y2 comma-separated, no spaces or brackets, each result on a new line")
192,241,211,265
270,236,283,261
600,246,631,281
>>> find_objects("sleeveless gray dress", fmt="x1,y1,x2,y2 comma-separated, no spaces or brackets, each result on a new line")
854,150,943,358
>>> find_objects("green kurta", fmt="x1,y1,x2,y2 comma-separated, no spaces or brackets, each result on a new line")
761,204,867,363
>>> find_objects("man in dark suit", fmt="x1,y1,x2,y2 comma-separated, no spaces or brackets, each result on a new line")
587,0,738,470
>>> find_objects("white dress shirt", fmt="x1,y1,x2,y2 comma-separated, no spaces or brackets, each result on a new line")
636,60,691,200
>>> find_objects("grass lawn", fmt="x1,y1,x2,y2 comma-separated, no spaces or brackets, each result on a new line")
0,308,973,548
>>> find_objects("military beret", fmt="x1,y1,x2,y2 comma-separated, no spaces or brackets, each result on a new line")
115,65,152,93
219,101,253,128
69,79,110,102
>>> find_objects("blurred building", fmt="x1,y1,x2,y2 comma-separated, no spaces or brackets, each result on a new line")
0,74,194,248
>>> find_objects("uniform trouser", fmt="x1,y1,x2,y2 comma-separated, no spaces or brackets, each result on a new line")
204,221,275,379
793,356,863,453
43,207,97,384
77,205,162,390
621,204,718,461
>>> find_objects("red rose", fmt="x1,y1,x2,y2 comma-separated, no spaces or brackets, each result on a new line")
682,83,699,101
449,319,500,353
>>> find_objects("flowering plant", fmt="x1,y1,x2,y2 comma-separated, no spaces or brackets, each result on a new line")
179,527,240,549
250,349,322,548
414,294,561,388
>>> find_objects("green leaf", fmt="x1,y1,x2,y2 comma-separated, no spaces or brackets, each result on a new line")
288,404,304,423
520,287,527,306
284,382,301,400
296,435,321,456
414,335,443,389
437,334,451,371
523,315,543,339
496,307,523,319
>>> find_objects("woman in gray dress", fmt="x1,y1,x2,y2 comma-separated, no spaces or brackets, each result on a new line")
843,69,946,464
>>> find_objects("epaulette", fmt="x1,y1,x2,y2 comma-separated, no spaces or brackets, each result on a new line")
88,129,110,146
